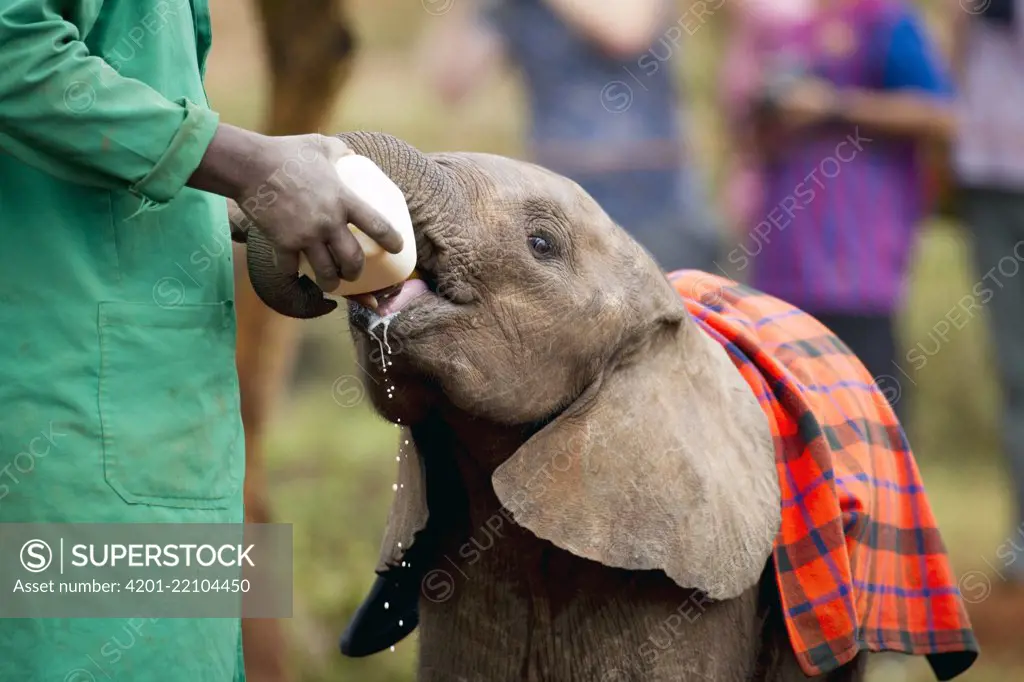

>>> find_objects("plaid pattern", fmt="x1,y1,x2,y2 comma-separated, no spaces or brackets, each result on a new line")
668,270,978,680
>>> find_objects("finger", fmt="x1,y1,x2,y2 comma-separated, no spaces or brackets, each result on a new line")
328,225,366,282
225,197,244,219
304,242,341,293
341,188,405,254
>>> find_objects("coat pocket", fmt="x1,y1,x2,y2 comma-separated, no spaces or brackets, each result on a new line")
98,301,243,509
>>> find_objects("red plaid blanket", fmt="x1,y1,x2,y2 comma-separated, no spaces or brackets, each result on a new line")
668,270,978,679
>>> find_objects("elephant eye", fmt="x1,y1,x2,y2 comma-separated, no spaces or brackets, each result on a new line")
528,234,553,257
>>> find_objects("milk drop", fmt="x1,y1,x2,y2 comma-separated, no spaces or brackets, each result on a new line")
384,601,390,610
390,646,396,652
392,484,398,491
368,330,387,371
399,619,404,626
381,318,394,354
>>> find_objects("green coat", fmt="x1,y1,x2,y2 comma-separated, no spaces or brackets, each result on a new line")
0,1,245,679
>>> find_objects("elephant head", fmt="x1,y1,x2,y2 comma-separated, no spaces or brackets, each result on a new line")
246,133,780,656
244,131,464,319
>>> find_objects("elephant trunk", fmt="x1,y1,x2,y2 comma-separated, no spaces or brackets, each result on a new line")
245,132,454,319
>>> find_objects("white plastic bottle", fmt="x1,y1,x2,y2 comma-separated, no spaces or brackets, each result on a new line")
298,154,417,297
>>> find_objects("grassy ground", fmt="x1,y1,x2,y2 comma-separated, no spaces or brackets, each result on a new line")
206,1,1021,680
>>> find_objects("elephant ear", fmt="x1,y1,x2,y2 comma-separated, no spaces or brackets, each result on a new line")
340,429,428,657
492,314,780,600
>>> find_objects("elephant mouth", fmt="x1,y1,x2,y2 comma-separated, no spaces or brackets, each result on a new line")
372,277,430,317
348,255,454,332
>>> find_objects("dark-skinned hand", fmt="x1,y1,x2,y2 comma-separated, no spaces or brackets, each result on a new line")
231,133,404,294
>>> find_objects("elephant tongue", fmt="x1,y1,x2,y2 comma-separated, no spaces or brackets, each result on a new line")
374,278,429,317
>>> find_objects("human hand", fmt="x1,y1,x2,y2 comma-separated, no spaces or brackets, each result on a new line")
773,77,840,130
226,198,249,244
226,133,405,293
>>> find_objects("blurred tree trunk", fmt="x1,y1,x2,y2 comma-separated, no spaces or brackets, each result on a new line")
256,0,358,136
236,2,357,681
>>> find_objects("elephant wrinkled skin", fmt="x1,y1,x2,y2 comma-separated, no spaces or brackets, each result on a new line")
245,133,867,682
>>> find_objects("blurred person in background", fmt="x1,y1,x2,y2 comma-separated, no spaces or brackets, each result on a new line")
718,0,815,253
717,0,954,426
951,0,1024,611
417,0,722,273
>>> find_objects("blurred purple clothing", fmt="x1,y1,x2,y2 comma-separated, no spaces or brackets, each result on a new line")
719,0,814,233
720,0,950,315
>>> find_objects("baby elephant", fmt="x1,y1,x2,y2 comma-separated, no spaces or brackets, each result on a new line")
245,133,978,681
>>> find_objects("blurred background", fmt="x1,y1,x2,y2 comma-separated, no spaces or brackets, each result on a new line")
207,1,1021,680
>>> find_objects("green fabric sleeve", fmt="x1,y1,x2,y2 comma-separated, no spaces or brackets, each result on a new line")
0,1,220,203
